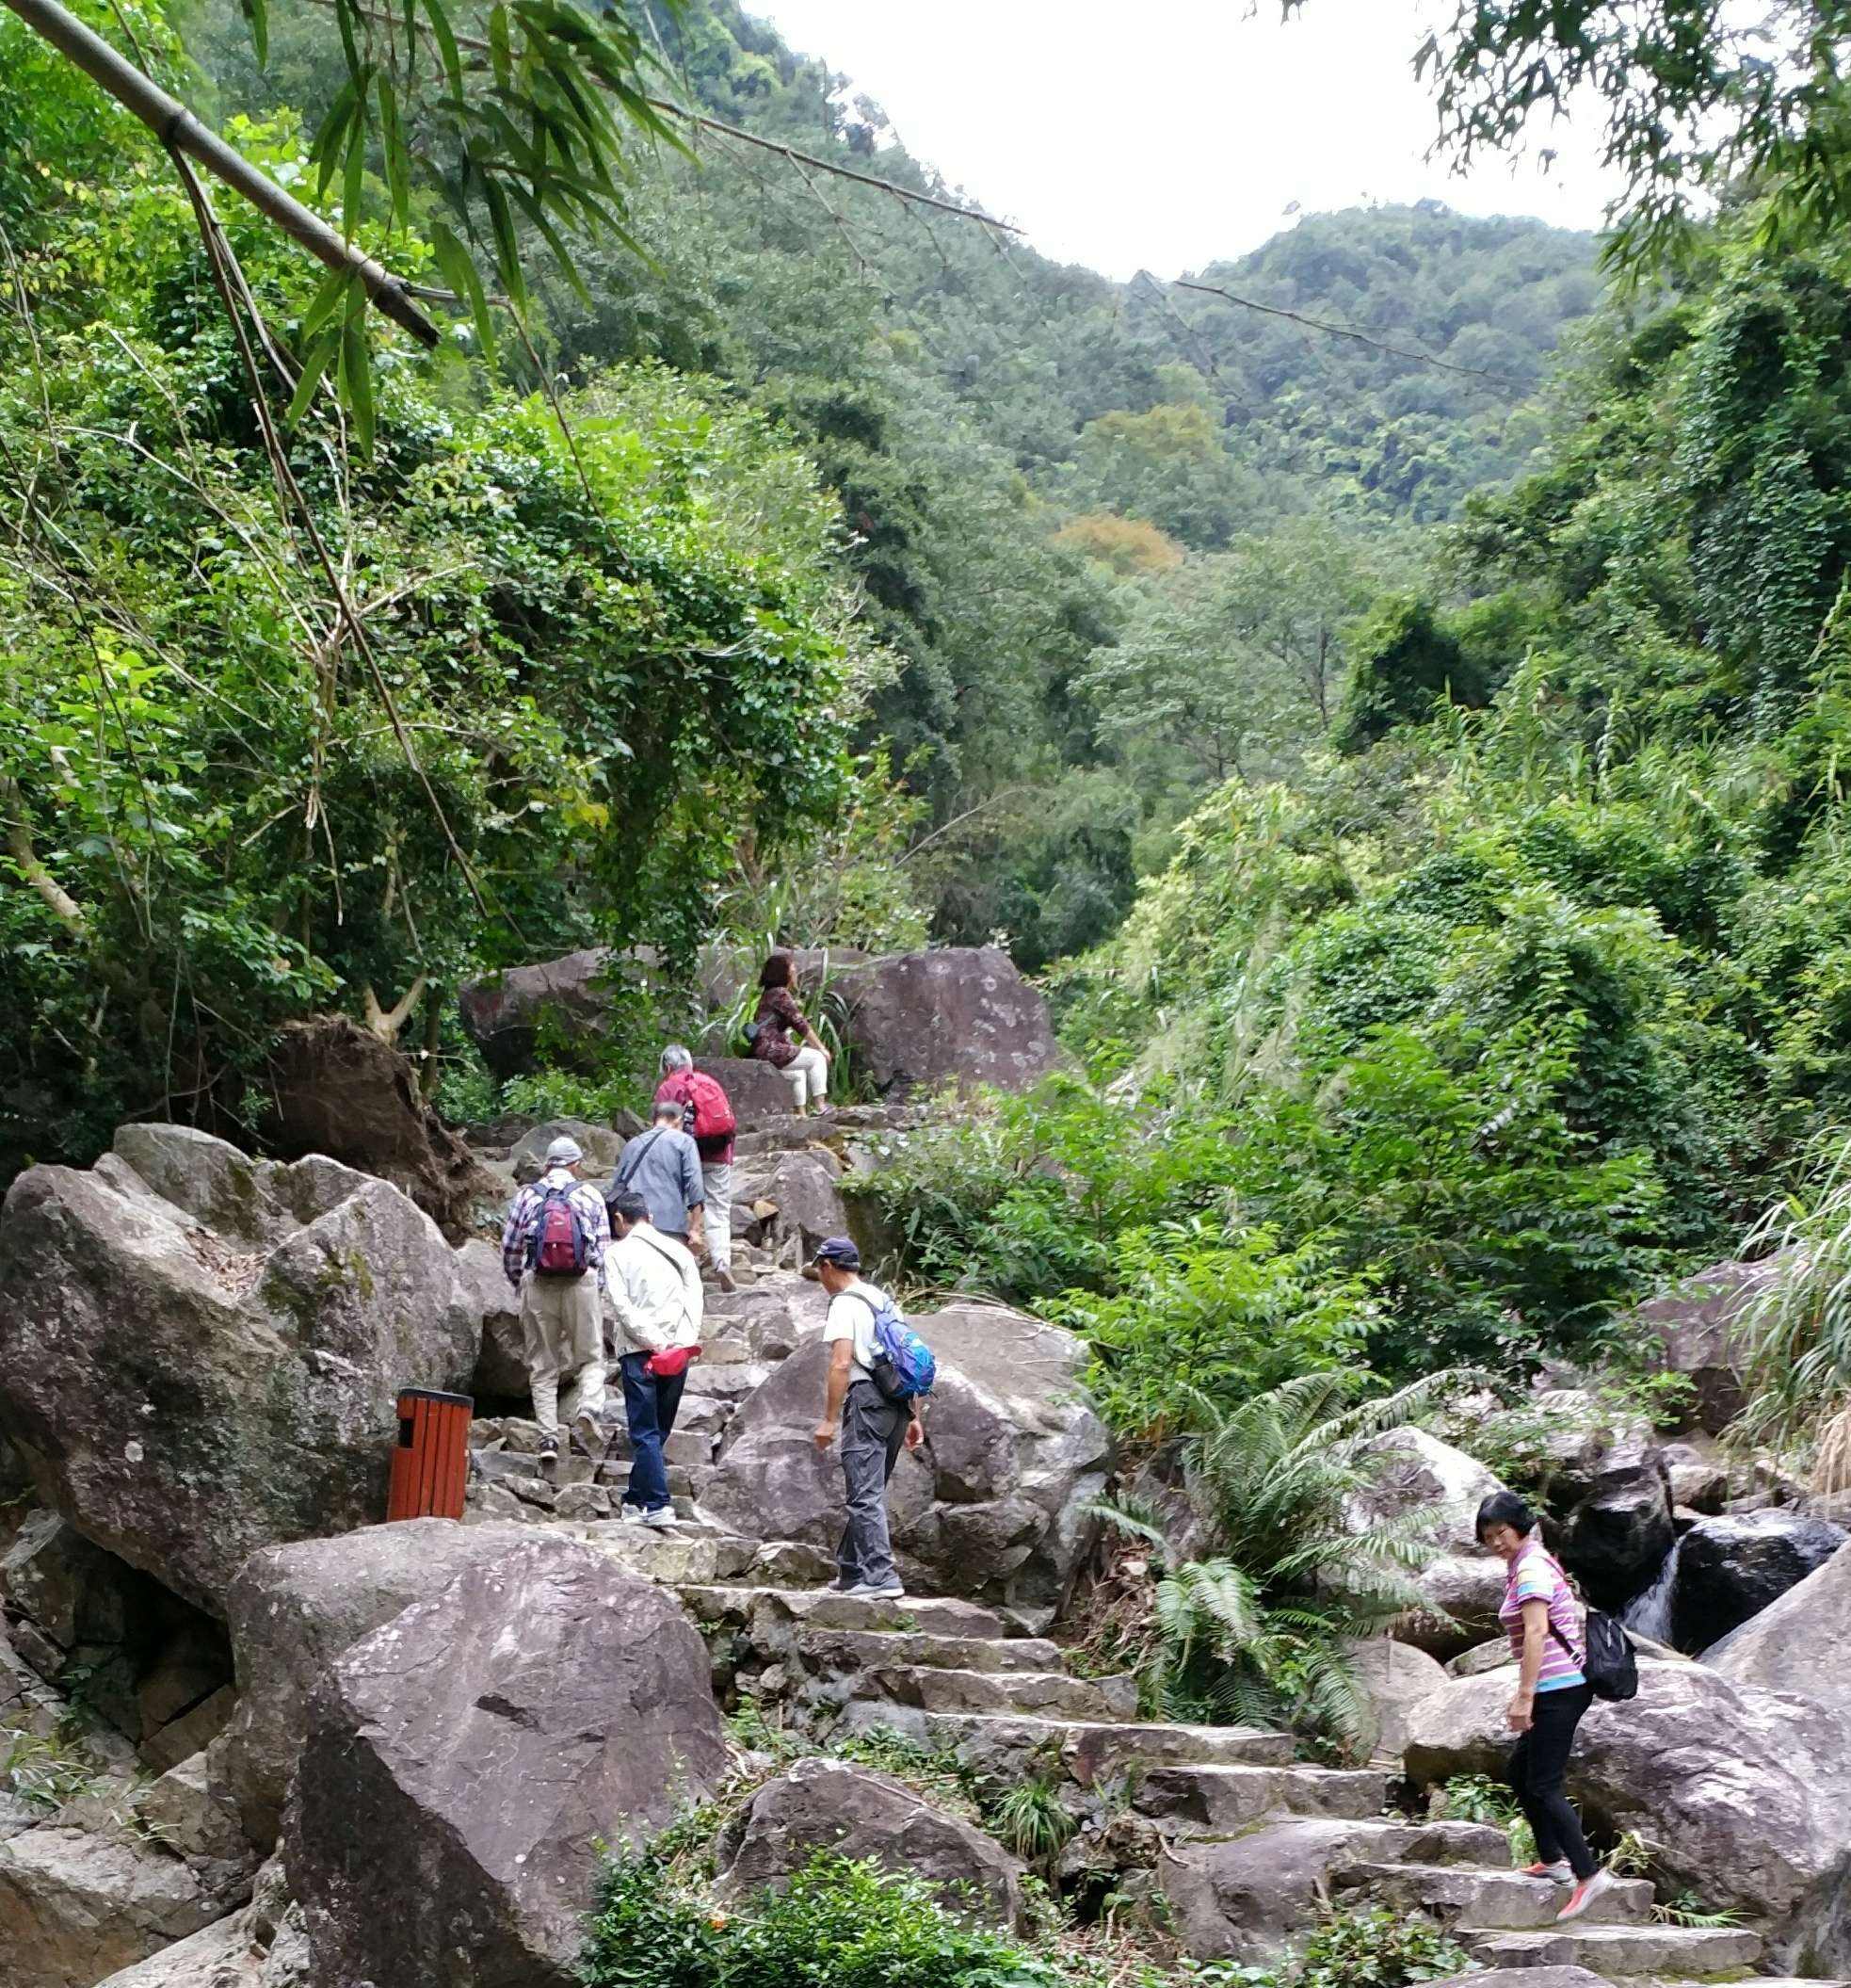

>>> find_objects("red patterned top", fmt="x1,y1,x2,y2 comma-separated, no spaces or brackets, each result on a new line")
751,984,808,1069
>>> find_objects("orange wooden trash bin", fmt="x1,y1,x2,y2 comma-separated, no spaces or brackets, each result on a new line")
386,1387,474,1522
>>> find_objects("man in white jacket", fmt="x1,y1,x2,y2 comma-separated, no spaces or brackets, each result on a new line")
603,1189,703,1527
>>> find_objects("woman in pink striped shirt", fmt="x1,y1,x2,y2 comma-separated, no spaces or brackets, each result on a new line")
1477,1491,1616,1924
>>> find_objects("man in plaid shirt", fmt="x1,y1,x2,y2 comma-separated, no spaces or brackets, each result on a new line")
499,1135,611,1466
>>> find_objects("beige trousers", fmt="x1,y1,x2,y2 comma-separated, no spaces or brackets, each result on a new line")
520,1270,604,1438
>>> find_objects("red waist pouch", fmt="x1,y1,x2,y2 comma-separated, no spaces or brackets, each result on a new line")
646,1344,701,1379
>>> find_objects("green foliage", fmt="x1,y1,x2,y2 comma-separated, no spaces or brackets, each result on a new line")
1101,1372,1456,1748
1357,0,1851,279
1331,595,1486,753
1428,1770,1537,1867
1734,1131,1851,1452
581,1851,1070,1988
1051,1223,1376,1444
983,1774,1078,1867
0,43,865,1170
1287,1904,1475,1988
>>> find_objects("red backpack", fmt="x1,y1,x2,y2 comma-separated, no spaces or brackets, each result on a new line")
530,1187,590,1277
671,1071,736,1146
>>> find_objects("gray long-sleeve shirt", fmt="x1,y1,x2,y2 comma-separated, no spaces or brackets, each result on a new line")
608,1126,704,1237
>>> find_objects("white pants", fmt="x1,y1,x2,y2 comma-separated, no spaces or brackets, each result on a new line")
781,1044,829,1111
701,1159,732,1272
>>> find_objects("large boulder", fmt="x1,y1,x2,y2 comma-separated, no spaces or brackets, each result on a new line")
1341,1637,1449,1761
222,1520,536,1851
458,948,617,1078
692,1057,797,1130
1339,1427,1507,1657
701,1303,1110,1625
1402,1658,1851,1960
715,1756,1024,1929
832,947,1061,1097
0,1822,218,1988
458,1238,528,1405
1673,1510,1849,1654
286,1532,727,1988
1707,1540,1851,1719
508,1117,622,1185
747,1149,849,1258
1159,1816,1509,1964
261,1015,495,1238
1561,1440,1677,1613
0,1512,232,1757
1632,1257,1778,1436
0,1127,477,1615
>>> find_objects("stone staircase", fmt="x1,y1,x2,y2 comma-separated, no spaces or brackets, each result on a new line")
460,1430,1765,1980
459,1131,1773,1981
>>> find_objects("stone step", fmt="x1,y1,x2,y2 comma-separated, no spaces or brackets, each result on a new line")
675,1584,1017,1640
1342,1862,1654,1929
918,1709,1296,1786
1133,1762,1399,1832
794,1627,1064,1674
863,1665,1138,1721
1461,1923,1762,1976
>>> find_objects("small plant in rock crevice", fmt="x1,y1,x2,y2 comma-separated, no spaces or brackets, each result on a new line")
985,1770,1079,1867
1427,1770,1537,1868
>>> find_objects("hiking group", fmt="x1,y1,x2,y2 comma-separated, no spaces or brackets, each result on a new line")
497,957,934,1595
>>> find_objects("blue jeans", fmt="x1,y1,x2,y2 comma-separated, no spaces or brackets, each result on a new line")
619,1351,686,1513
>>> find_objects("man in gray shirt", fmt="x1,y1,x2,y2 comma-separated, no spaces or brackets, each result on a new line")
607,1100,706,1257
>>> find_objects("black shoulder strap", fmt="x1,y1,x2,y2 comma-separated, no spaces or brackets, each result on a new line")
615,1128,664,1188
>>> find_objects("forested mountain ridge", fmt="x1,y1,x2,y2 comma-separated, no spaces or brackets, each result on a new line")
175,0,1602,964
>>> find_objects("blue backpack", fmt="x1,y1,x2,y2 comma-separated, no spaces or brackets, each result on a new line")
849,1288,937,1404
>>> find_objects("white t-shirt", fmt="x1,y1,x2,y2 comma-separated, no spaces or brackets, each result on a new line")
823,1279,890,1381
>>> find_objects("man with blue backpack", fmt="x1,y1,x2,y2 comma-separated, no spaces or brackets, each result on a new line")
810,1236,934,1601
499,1135,611,1470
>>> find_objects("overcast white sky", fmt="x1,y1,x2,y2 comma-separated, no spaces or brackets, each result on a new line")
749,0,1630,280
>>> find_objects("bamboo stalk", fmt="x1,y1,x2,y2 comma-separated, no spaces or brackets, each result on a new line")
2,0,440,347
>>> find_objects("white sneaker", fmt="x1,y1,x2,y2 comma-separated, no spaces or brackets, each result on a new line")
842,1580,904,1601
641,1504,677,1528
1522,1860,1574,1884
1556,1867,1616,1921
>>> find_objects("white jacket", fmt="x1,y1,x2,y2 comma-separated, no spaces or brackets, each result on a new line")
603,1224,702,1355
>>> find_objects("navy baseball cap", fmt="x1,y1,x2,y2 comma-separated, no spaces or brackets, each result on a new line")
812,1236,861,1269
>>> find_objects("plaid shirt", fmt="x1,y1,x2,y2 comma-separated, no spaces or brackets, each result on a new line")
500,1169,611,1288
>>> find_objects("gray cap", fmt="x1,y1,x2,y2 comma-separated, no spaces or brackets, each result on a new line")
544,1136,585,1167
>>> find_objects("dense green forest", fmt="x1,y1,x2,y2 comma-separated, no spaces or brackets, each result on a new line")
14,0,1851,1972
180,0,1604,960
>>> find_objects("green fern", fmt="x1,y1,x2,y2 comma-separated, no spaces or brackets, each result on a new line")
1097,1370,1468,1752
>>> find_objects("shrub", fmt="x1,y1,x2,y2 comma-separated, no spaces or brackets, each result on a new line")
1052,1221,1377,1442
581,1850,1070,1988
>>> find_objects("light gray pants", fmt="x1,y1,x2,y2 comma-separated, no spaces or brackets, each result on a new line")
702,1159,732,1272
836,1382,907,1591
520,1270,604,1439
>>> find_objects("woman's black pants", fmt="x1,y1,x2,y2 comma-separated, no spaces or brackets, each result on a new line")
1508,1681,1597,1880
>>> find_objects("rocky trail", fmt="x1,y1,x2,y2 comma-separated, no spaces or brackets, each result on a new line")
1,948,1850,1986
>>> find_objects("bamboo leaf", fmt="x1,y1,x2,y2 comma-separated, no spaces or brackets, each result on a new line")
419,0,463,97
240,0,269,69
284,327,339,428
342,114,367,237
339,315,376,456
481,176,527,310
430,220,497,362
489,4,512,89
299,266,352,343
375,73,411,228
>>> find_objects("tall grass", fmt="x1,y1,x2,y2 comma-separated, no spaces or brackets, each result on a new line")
1736,1132,1851,1486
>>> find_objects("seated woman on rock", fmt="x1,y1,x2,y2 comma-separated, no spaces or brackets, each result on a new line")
1476,1489,1616,1924
749,952,832,1117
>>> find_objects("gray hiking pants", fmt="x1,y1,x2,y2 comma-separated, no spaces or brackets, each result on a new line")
836,1381,907,1592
